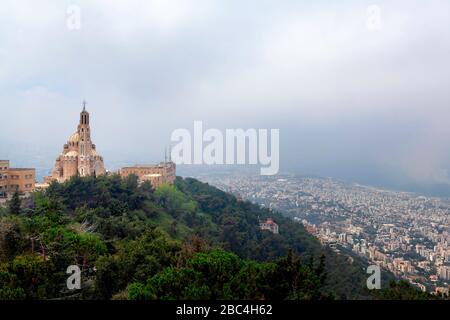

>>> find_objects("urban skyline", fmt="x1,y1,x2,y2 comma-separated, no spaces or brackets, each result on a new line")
195,172,450,295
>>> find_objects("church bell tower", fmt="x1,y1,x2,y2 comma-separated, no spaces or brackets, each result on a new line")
78,100,91,157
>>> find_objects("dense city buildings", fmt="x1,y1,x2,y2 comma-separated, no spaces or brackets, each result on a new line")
196,172,450,294
0,160,36,198
44,103,106,184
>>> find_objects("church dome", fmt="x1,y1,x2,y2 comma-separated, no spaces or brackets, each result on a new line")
68,132,79,143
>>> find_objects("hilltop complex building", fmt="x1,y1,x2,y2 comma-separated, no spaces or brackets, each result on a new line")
120,161,176,188
44,103,106,184
0,160,36,198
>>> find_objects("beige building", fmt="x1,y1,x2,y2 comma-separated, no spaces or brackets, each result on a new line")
120,161,176,188
0,160,36,197
0,160,8,197
260,218,279,234
45,103,106,183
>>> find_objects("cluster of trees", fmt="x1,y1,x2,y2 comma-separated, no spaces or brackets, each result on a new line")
0,174,440,300
129,250,328,300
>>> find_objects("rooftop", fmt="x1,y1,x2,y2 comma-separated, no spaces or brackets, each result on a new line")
123,163,173,169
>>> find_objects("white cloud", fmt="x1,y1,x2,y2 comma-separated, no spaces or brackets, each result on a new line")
1,0,450,190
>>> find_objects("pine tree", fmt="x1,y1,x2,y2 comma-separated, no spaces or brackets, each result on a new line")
9,188,21,215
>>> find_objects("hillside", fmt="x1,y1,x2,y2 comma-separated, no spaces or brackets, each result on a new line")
0,175,434,300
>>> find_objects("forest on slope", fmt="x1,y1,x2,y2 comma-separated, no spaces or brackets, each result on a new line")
0,175,436,300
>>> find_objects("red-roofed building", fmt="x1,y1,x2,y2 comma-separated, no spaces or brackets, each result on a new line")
260,218,279,234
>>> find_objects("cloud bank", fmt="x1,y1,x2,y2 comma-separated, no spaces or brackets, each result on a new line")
1,0,450,194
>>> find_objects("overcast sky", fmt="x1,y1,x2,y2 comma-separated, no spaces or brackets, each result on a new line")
1,0,450,194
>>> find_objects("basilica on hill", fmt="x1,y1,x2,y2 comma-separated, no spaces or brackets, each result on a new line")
44,102,106,183
44,102,176,188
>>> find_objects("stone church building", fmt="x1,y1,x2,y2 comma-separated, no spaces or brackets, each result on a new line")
44,104,106,183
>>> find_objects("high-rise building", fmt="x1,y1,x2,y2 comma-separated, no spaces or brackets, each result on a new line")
438,266,450,280
44,103,106,183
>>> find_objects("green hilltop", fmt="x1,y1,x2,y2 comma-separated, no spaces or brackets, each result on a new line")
0,175,436,300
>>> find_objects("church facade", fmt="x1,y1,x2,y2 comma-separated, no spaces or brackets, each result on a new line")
45,104,106,183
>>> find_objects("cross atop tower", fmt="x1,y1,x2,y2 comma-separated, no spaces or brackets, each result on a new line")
79,100,90,126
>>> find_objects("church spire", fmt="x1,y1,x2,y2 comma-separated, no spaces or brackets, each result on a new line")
80,100,90,125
